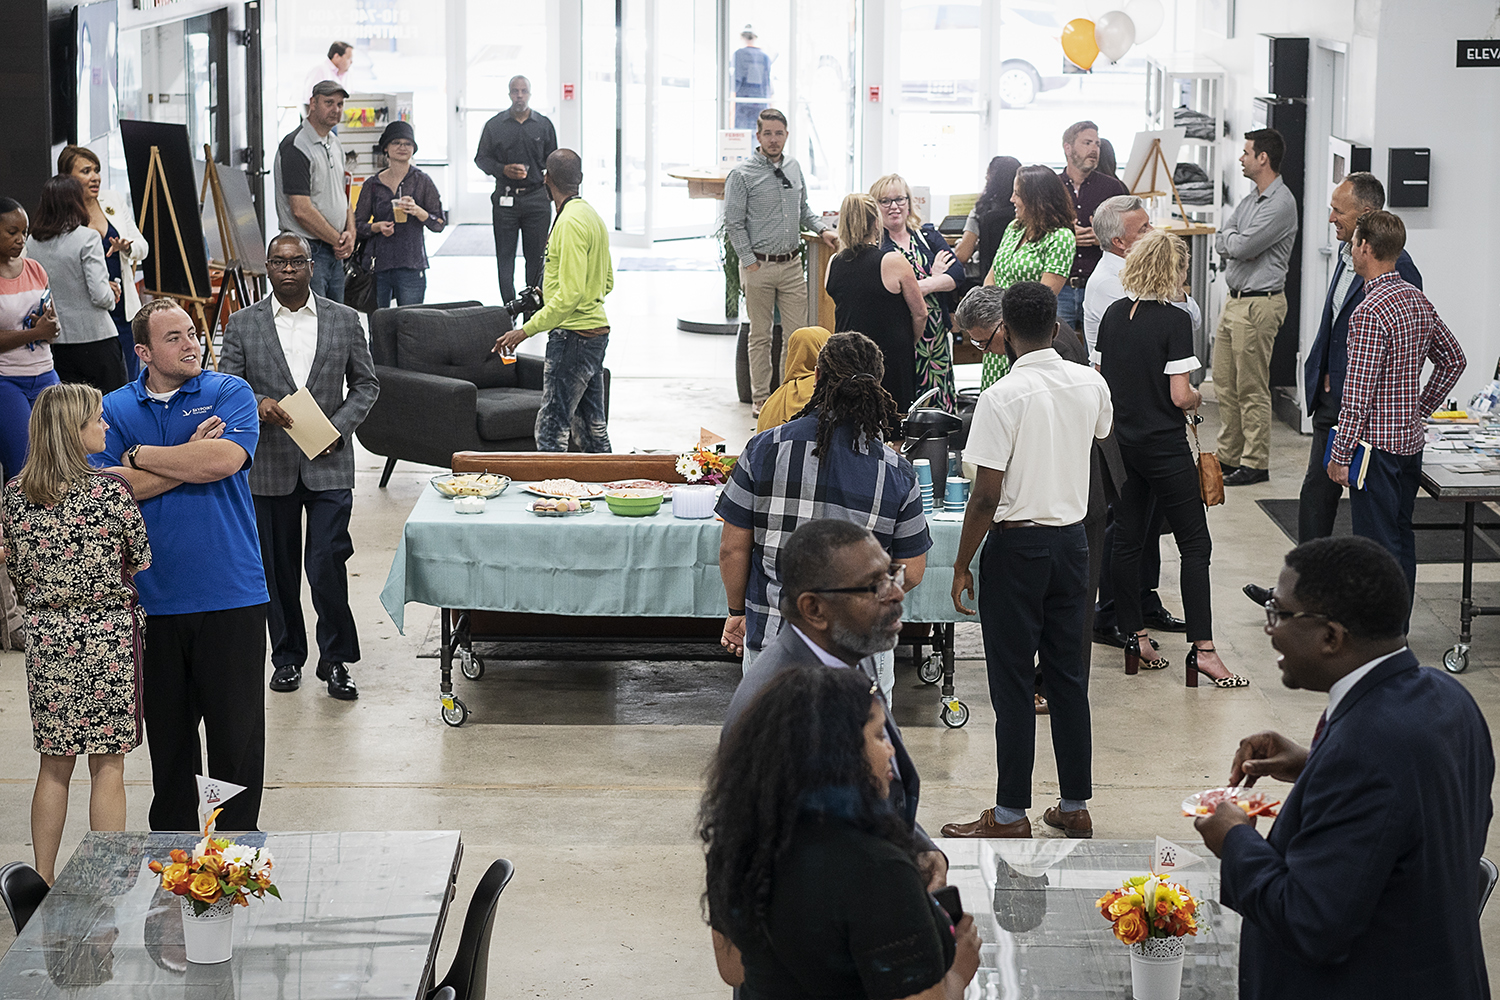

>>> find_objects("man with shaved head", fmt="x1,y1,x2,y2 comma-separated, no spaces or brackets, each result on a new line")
475,74,558,304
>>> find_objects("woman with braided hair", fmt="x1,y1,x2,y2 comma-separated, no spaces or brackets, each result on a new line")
718,332,933,699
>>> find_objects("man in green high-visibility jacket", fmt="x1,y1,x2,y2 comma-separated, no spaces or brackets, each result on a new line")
494,148,614,452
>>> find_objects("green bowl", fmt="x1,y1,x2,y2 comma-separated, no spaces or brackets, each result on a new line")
604,489,664,517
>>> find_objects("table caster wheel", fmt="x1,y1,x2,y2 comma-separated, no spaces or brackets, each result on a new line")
459,650,485,680
1443,645,1470,674
441,696,469,727
940,699,970,729
918,653,943,685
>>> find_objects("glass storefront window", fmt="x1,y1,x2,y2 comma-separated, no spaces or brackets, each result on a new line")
795,0,856,214
725,1,788,132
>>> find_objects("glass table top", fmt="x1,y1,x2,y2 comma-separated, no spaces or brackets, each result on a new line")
941,839,1239,998
0,831,463,999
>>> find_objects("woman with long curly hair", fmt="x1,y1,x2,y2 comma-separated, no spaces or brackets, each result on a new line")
702,665,980,999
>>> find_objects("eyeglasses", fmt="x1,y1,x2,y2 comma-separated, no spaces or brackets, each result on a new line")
968,322,1002,352
772,166,793,190
809,563,906,598
386,140,414,149
878,196,909,207
267,257,311,271
1263,599,1332,630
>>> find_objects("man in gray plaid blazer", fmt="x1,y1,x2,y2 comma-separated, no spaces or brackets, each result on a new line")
219,233,379,700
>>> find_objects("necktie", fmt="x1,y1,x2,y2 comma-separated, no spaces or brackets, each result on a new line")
1309,710,1328,753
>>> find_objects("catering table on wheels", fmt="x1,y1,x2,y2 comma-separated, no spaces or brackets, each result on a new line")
1417,464,1500,673
379,453,976,727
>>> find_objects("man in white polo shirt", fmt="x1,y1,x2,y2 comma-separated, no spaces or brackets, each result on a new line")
942,281,1113,840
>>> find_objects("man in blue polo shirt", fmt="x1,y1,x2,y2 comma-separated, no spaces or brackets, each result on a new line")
96,299,269,832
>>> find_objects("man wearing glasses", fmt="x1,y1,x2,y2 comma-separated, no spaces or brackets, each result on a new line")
220,233,379,701
942,282,1113,841
1195,536,1492,1000
723,108,838,417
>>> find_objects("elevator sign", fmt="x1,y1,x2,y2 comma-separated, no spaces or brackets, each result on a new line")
1457,40,1500,67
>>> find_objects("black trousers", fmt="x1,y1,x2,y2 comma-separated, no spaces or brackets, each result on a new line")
1094,500,1168,628
144,604,268,832
52,338,127,394
1113,445,1213,641
1350,447,1421,619
978,523,1091,808
1298,395,1343,542
491,187,551,303
254,483,359,668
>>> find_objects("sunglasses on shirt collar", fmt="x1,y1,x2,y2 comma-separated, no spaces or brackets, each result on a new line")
772,166,792,190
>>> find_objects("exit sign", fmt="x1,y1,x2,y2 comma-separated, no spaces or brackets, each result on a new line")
1457,40,1500,67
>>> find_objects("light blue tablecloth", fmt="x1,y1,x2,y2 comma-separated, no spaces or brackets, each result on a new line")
380,488,975,632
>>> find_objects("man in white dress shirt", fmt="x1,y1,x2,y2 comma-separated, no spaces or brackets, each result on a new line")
219,234,379,701
1082,195,1201,352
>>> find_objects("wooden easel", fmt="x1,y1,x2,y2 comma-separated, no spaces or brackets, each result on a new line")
1126,137,1192,224
199,148,258,338
137,144,218,367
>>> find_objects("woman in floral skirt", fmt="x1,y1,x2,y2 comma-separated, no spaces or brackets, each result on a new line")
2,382,150,883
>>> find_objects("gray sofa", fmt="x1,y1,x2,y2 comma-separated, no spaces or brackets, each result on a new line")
358,301,610,486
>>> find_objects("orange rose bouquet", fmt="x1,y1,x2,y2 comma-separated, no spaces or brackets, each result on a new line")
1096,874,1197,943
675,446,736,486
148,828,280,916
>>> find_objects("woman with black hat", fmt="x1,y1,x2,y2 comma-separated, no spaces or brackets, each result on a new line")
354,119,446,307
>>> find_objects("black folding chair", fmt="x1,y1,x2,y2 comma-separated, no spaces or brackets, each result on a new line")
427,859,515,1000
0,862,49,934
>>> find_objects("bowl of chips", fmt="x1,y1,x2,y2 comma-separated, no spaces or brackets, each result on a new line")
430,473,511,498
604,488,664,517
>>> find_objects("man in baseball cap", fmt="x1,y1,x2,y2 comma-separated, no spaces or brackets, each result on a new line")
275,79,356,301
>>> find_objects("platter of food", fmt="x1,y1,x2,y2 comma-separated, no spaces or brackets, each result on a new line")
525,499,595,516
430,473,511,498
521,478,609,500
1182,787,1280,818
605,478,675,498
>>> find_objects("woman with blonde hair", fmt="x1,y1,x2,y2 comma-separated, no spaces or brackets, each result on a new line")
824,193,928,412
870,174,965,410
1,382,151,882
1094,230,1245,690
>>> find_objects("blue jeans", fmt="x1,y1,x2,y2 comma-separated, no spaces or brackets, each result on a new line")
1350,447,1421,621
0,369,61,479
1056,284,1085,333
536,330,611,452
375,268,427,308
308,239,347,303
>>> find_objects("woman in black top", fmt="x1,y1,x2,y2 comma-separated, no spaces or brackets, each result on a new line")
703,666,979,1000
1096,230,1246,689
354,120,446,308
825,193,928,413
953,155,1021,276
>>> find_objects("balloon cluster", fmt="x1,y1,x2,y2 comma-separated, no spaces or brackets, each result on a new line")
1061,0,1165,70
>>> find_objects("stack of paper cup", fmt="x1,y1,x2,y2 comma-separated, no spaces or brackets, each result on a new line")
671,485,717,519
914,459,934,513
945,477,970,508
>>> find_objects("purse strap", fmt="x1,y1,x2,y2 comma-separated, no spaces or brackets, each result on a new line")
1189,417,1206,459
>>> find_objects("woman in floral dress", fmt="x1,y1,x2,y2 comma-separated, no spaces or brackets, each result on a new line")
2,382,149,883
871,173,966,411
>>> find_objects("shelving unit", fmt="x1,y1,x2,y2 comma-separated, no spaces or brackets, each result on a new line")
339,91,413,199
1145,58,1227,228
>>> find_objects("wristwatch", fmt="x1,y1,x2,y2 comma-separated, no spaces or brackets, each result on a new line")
126,444,143,470
727,607,745,617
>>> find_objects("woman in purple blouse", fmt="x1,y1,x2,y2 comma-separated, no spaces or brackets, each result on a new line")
354,120,446,308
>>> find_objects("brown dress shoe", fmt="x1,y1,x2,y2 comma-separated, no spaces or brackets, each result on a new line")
940,808,1032,839
1042,805,1093,839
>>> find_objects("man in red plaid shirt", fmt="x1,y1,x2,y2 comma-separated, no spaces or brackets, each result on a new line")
1327,211,1465,613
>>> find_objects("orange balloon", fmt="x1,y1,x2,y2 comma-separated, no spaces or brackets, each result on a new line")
1062,18,1100,71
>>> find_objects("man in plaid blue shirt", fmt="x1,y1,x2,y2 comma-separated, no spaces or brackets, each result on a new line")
717,333,931,699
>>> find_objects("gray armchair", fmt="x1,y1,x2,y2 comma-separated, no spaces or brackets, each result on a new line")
359,302,610,486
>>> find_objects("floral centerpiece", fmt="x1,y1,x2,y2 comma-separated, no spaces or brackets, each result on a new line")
146,809,279,963
676,446,736,486
1098,874,1198,1000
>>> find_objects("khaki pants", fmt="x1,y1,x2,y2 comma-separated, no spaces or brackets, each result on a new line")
1212,292,1286,471
742,258,807,405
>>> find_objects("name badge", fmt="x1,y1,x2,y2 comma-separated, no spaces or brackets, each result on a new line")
498,196,514,207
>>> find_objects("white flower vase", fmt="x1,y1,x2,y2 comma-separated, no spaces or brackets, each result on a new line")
1129,936,1185,1000
180,896,236,964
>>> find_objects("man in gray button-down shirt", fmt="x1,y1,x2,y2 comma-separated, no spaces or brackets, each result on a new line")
1212,128,1299,486
723,109,837,413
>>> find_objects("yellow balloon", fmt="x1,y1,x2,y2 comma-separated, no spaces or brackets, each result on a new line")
1062,18,1100,71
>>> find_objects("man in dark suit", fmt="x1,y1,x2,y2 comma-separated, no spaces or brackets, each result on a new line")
1298,172,1421,542
723,519,946,885
1196,536,1493,999
219,233,380,700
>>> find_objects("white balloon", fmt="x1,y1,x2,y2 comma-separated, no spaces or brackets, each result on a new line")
1125,0,1165,43
1094,11,1137,62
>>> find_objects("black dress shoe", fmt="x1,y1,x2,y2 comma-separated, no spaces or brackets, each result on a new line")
1223,466,1269,486
320,663,359,701
269,664,302,692
1243,583,1273,606
1092,626,1129,649
1142,610,1188,632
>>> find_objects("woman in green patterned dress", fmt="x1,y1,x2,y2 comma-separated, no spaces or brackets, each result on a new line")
870,173,966,411
982,165,1077,388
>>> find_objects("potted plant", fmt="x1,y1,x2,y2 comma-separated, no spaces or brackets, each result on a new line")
1097,874,1198,1000
148,812,280,964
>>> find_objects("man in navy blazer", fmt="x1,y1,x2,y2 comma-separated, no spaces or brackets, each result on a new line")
723,519,945,884
1299,173,1421,542
1196,537,1493,999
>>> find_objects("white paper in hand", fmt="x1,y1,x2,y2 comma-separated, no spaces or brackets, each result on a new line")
1153,836,1205,875
197,774,247,833
279,386,342,459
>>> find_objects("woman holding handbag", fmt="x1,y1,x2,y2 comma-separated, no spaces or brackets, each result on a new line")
1094,230,1245,689
354,120,446,308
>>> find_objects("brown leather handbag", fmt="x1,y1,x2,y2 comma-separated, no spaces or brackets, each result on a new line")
1191,422,1224,507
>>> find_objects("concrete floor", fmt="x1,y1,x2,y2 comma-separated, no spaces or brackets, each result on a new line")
3,248,1499,995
